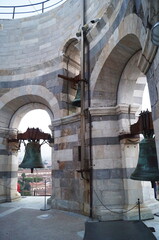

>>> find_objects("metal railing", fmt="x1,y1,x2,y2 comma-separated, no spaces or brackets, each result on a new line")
0,0,65,19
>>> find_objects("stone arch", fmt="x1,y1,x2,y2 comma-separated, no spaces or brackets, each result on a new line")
0,86,55,202
91,33,142,107
90,14,146,106
117,51,147,111
10,103,53,129
62,38,80,73
0,85,60,129
116,50,154,208
61,38,81,113
89,14,159,219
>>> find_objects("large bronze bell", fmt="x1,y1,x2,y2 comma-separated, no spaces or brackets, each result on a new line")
19,141,44,173
130,137,159,181
72,82,81,107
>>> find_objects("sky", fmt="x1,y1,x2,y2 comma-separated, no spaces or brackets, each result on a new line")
0,0,67,19
142,83,151,111
18,109,51,133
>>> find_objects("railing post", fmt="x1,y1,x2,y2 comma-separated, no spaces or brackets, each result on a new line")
42,2,44,13
40,179,50,211
137,198,141,221
12,6,15,19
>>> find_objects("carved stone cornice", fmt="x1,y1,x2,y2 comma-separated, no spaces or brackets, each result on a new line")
89,104,139,116
50,113,80,128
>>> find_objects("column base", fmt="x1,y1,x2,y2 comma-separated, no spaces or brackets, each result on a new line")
50,198,81,212
0,196,8,203
94,199,159,221
0,191,21,203
123,207,153,221
8,191,21,202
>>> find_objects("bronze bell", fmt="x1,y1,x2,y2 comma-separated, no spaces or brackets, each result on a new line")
19,141,44,173
72,82,81,107
130,137,159,182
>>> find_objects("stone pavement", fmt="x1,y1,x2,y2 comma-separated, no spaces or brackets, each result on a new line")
0,196,159,240
0,196,87,240
144,215,159,239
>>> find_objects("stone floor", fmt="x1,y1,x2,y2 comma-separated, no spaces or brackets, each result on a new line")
0,196,87,240
0,196,159,240
144,215,159,239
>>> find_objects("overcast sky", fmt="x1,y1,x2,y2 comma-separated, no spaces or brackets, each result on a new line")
142,83,151,111
18,109,51,133
0,0,66,6
0,0,43,5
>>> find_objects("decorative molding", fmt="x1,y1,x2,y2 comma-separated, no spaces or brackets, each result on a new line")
51,113,80,127
89,104,139,116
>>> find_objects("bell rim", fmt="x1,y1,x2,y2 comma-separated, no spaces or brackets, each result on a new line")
130,175,159,181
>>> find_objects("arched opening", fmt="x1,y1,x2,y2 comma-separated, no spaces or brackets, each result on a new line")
90,33,159,220
17,109,52,197
0,88,55,202
117,52,156,209
62,38,81,114
91,34,141,107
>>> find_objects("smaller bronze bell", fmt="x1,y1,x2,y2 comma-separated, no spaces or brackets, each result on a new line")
72,82,81,107
130,137,159,182
19,141,44,173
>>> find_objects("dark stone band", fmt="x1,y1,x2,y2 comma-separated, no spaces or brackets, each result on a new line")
52,168,134,179
92,137,119,145
0,149,8,155
0,171,17,178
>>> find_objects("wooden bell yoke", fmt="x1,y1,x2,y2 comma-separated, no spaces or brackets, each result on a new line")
8,128,53,153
